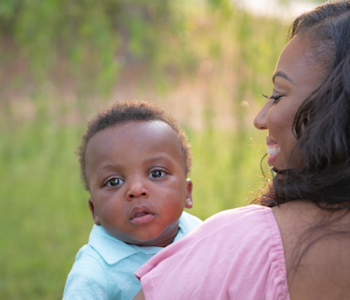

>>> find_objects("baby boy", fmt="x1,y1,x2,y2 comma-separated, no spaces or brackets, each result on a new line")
63,101,202,299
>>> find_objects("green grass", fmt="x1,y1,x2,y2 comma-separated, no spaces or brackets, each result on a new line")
1,120,91,299
1,114,268,298
187,129,268,218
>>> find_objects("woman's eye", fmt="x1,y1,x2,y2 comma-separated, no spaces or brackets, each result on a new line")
149,170,166,179
106,178,124,187
270,95,282,105
262,93,282,105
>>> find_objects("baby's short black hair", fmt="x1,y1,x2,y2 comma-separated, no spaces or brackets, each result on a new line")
77,100,192,190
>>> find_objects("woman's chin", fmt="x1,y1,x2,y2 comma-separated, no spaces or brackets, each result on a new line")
268,156,286,173
268,152,280,167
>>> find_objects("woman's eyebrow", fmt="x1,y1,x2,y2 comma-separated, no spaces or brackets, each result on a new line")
272,71,295,85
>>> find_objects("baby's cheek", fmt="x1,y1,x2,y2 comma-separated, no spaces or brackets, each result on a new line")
100,200,122,218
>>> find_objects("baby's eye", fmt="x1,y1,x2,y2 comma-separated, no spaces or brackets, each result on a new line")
149,170,166,179
106,178,124,187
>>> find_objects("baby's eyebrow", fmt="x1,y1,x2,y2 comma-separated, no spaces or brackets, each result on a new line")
144,155,172,164
97,164,122,174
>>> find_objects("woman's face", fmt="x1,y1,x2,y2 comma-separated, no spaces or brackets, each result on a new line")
254,35,327,171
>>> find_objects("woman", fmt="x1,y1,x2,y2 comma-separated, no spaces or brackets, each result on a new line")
134,1,350,299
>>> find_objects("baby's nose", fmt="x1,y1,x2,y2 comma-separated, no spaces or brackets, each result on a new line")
126,179,149,200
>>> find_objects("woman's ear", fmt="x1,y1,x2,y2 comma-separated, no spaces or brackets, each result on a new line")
88,197,101,225
185,179,193,209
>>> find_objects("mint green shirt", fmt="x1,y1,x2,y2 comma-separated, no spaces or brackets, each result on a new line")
63,211,202,300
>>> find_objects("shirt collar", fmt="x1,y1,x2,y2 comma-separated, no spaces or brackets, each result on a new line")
88,212,190,265
88,225,163,265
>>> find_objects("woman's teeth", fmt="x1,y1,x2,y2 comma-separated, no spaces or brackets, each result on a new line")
267,145,280,155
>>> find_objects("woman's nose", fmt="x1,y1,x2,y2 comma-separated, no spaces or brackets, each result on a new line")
126,177,149,201
254,102,270,130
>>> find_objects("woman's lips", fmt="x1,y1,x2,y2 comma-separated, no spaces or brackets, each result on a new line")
267,144,280,166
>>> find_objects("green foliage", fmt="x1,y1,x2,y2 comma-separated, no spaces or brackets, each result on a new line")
0,0,288,103
188,128,267,218
0,0,300,298
0,0,193,95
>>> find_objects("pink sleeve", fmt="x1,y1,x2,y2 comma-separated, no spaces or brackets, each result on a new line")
135,205,290,300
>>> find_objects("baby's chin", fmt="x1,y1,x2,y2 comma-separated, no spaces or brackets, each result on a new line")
116,231,175,247
125,236,175,247
107,221,179,247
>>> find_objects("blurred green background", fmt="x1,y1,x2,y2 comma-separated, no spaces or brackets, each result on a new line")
0,0,322,298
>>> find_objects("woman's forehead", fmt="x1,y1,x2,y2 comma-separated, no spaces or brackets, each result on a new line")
275,35,327,84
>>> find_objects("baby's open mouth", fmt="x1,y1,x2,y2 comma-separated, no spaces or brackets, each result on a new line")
132,211,150,220
130,207,155,225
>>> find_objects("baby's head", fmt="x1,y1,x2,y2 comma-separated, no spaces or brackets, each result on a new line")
77,101,193,247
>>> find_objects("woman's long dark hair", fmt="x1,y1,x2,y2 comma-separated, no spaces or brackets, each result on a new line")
257,0,350,208
254,0,350,289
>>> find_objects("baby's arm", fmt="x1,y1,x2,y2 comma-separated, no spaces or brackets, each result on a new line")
63,252,109,300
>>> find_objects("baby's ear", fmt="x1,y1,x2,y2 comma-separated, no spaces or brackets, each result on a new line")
88,197,101,225
185,179,193,209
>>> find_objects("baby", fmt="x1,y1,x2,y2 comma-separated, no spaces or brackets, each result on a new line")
63,101,202,299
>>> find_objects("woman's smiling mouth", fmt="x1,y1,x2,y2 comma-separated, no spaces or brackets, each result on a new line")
267,144,281,166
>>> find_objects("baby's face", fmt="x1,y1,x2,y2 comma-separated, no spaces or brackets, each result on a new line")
85,120,193,247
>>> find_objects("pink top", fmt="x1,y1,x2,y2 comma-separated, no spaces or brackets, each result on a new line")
135,205,290,300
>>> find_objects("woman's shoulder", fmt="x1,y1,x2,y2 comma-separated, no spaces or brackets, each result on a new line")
179,204,279,247
214,203,272,216
273,200,350,299
271,200,329,254
200,204,275,231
